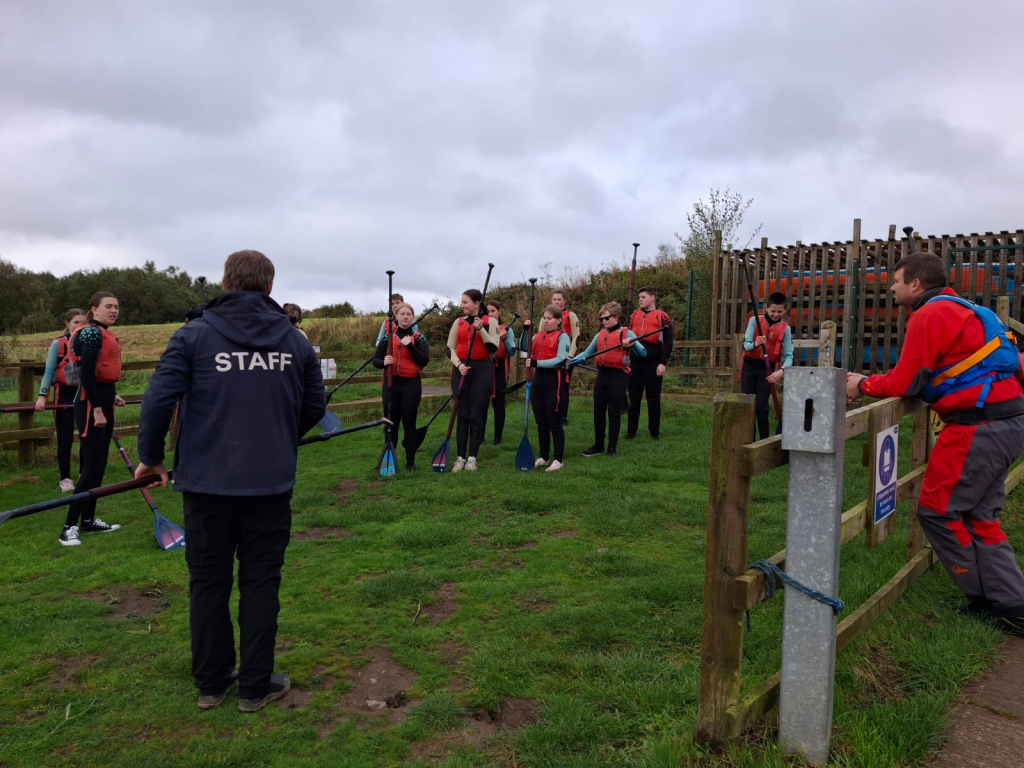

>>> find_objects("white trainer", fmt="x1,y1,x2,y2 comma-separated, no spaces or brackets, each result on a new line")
58,526,81,547
465,457,478,472
546,460,564,472
451,457,467,473
534,458,548,468
59,478,75,493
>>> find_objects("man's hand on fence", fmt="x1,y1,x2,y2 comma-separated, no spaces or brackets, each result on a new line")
846,372,867,401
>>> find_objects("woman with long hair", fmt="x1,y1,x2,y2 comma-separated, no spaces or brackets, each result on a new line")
523,305,571,472
485,300,517,447
35,308,88,492
59,292,126,546
445,289,498,472
373,302,430,471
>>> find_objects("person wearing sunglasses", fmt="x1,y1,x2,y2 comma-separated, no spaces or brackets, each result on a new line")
571,302,647,457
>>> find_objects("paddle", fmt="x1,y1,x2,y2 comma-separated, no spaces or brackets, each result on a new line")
515,278,539,472
567,326,665,367
622,242,640,416
318,303,440,432
2,417,395,526
112,434,185,550
409,393,453,453
1,400,143,413
378,270,398,477
433,264,495,472
739,253,783,434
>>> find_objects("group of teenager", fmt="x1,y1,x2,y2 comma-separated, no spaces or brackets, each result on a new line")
368,286,674,473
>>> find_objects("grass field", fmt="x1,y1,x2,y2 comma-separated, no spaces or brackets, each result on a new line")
0,396,1017,768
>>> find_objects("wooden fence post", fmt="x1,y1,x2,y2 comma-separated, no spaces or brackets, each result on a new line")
18,361,35,465
698,393,755,746
732,335,744,393
842,219,861,371
817,320,836,367
710,230,723,369
907,407,930,559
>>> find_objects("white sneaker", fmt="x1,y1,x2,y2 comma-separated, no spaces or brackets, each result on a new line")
451,457,467,473
534,458,548,468
465,457,478,472
546,460,564,472
58,526,81,547
59,478,75,493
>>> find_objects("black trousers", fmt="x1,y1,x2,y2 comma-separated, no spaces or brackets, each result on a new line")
593,367,628,451
54,385,77,480
453,360,493,459
531,368,565,462
560,368,572,424
627,351,664,437
489,358,508,443
383,376,421,465
740,357,772,441
66,399,114,527
183,490,292,699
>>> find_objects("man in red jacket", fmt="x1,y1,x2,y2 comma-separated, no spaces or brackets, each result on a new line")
846,253,1024,636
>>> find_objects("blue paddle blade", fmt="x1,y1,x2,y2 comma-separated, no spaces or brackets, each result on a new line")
379,445,396,477
319,409,343,432
515,435,535,472
154,510,186,551
432,439,450,473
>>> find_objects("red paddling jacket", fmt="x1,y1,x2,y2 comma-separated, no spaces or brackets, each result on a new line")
373,323,430,378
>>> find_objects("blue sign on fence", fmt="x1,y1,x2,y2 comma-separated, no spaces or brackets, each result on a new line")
874,426,898,525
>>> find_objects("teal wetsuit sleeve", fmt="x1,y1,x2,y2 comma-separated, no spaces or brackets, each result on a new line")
39,338,61,394
781,325,794,368
627,330,648,358
742,317,757,352
503,332,516,357
536,333,570,368
571,337,598,363
375,321,387,346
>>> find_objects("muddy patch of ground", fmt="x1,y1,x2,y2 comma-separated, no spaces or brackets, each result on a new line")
519,541,538,549
318,649,419,739
292,527,358,542
550,530,578,538
85,586,170,620
332,477,361,503
48,654,100,691
409,697,541,762
282,665,338,711
423,582,459,625
0,474,43,489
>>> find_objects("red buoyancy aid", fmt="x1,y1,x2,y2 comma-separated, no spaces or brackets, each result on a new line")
562,310,572,335
393,332,423,378
629,309,670,344
495,324,509,359
743,316,788,364
596,328,629,370
68,323,122,383
455,317,491,361
531,329,563,362
55,335,72,386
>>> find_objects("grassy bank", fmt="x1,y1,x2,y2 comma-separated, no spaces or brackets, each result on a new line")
0,399,1015,767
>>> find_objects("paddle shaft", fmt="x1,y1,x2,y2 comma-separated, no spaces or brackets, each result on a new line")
626,242,639,318
442,264,495,440
112,434,159,510
298,417,393,446
569,326,665,366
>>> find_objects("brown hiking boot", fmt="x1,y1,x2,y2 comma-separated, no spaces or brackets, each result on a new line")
238,674,291,713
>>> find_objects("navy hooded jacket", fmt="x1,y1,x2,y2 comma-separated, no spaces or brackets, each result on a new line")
137,291,326,496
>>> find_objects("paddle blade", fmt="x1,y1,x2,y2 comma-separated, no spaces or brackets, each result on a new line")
379,443,396,477
319,409,343,432
432,439,450,473
515,435,535,472
154,511,186,551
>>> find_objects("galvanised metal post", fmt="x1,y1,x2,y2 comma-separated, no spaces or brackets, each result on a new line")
778,366,847,765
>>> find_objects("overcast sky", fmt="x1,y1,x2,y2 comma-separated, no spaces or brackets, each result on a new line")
2,1,1021,313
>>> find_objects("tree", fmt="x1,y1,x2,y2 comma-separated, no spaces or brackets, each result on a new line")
675,187,763,264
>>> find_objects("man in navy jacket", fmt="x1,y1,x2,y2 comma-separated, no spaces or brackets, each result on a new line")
136,249,325,712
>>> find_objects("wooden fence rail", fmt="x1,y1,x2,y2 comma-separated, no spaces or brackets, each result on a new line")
696,390,1024,745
